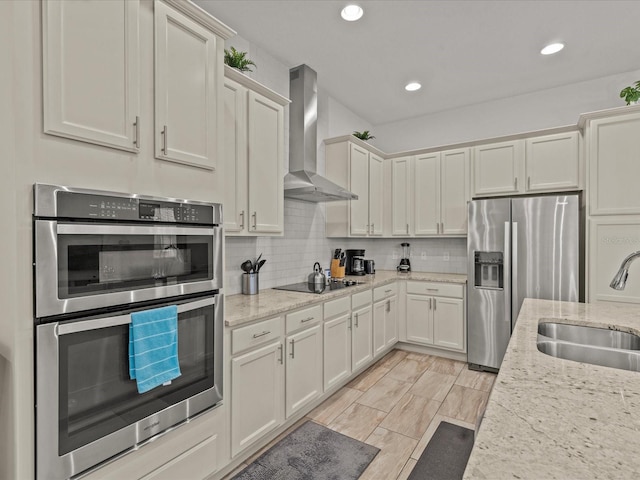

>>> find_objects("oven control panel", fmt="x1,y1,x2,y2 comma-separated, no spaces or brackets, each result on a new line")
55,191,217,225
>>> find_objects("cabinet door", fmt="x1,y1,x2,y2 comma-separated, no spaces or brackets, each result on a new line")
441,148,469,235
473,140,524,196
588,113,640,215
414,153,440,235
385,296,398,347
223,77,248,234
392,157,412,236
526,132,579,193
406,294,433,345
247,92,284,233
285,325,323,418
155,1,218,169
372,300,386,357
42,0,140,152
350,144,371,236
351,305,373,370
369,153,385,236
231,341,284,457
432,297,465,352
323,313,352,391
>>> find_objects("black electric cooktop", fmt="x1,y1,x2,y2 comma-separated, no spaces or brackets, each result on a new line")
273,279,364,294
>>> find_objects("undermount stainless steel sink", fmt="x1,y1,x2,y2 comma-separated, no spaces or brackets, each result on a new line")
537,322,640,372
538,322,640,350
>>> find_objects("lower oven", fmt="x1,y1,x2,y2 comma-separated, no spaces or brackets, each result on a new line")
36,294,222,479
33,184,224,479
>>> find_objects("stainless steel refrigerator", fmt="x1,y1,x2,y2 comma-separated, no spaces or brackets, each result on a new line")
467,194,581,371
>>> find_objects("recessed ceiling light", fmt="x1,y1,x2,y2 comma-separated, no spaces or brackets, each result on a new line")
341,4,363,22
541,43,564,55
405,82,421,92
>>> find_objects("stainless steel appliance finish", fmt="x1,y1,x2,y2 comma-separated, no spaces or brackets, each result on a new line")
284,65,358,202
467,194,580,371
33,184,224,479
34,184,222,318
364,259,375,274
273,279,363,294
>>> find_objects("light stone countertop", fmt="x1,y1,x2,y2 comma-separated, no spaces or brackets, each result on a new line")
224,270,467,328
464,298,640,479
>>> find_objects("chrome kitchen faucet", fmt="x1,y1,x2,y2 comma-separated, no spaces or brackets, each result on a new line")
610,251,640,290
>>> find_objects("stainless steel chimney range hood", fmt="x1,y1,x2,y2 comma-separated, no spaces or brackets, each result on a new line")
284,65,358,202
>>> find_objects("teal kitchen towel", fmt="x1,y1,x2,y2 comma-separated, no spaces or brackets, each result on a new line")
129,305,181,394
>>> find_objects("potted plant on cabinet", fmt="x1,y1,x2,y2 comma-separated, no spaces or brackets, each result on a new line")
620,80,640,105
224,46,257,73
352,130,375,141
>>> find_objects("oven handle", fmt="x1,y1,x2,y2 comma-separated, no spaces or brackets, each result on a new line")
57,296,216,335
56,223,217,236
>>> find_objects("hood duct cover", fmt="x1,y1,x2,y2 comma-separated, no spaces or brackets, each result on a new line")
284,65,358,202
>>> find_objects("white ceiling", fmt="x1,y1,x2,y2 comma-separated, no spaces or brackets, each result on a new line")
195,0,640,126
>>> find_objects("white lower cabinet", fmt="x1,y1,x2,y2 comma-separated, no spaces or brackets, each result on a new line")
82,406,226,480
323,296,352,391
373,284,398,356
285,319,323,417
351,290,373,370
230,317,284,457
405,281,465,352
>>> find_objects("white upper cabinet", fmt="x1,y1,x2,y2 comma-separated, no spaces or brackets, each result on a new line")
473,131,580,197
473,140,524,196
222,67,288,236
154,1,220,169
42,0,140,152
440,148,470,234
525,132,579,192
349,143,371,236
586,110,640,215
368,153,384,236
391,156,412,236
414,153,440,236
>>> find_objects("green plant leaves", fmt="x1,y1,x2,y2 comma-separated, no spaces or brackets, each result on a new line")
353,130,375,140
224,46,257,73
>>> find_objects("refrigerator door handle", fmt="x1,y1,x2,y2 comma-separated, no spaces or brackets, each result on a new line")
504,221,512,332
512,221,518,326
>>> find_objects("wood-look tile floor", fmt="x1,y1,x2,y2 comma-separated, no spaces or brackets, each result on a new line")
226,349,496,480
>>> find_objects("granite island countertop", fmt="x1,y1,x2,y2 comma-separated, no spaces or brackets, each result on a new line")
224,270,466,328
464,298,640,479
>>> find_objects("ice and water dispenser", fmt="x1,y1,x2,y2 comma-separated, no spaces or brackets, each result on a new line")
474,251,504,289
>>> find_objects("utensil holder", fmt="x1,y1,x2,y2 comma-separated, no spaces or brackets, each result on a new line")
242,272,259,295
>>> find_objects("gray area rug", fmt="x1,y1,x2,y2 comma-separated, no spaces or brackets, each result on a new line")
407,421,474,480
232,420,379,480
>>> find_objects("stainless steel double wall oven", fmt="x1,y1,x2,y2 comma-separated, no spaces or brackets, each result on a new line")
33,184,224,479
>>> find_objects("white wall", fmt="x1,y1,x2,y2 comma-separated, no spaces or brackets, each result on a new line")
373,69,640,152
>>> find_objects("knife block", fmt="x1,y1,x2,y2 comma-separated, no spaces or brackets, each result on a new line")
331,259,345,279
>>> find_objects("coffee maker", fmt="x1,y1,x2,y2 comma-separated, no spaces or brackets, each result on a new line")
397,242,411,272
345,249,365,275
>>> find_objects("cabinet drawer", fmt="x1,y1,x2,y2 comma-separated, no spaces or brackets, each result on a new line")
352,289,372,310
232,316,283,355
324,296,350,320
373,283,397,302
286,304,323,334
406,281,463,298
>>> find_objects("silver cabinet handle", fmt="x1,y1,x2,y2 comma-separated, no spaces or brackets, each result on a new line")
278,344,283,364
406,223,409,234
527,176,531,190
426,288,439,292
366,224,370,234
440,222,444,233
385,289,392,293
371,223,375,234
348,315,352,330
239,210,245,228
252,211,257,230
514,177,518,190
162,125,168,155
289,338,295,359
433,298,437,310
429,298,432,310
252,330,271,339
133,116,140,148
355,312,359,327
386,300,390,313
436,222,440,234
301,316,314,323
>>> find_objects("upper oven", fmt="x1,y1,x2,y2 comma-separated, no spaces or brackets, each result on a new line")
33,184,222,319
